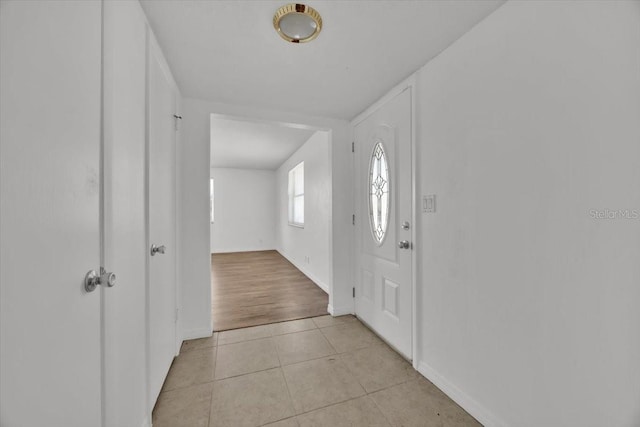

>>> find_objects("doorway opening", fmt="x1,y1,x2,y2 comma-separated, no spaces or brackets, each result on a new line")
209,114,332,332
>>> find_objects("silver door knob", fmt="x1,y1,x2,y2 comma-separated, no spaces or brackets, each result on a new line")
150,244,166,256
84,268,116,292
398,240,410,249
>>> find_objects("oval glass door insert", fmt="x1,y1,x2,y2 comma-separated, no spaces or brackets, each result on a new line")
369,141,390,244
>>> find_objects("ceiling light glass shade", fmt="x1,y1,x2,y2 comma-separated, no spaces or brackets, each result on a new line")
273,4,322,43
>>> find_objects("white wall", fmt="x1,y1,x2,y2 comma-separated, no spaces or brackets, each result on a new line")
210,168,276,253
179,98,353,339
276,131,331,293
405,1,640,426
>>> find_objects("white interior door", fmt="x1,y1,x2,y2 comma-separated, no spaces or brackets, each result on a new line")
0,2,104,426
354,88,413,359
147,39,178,408
102,1,149,425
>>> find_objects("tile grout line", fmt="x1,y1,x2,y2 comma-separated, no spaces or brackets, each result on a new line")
160,340,413,399
207,379,214,427
287,359,418,425
171,341,367,393
214,336,279,382
180,344,216,353
280,350,369,419
159,365,406,427
293,393,377,421
259,416,299,427
310,318,422,423
215,321,321,347
160,378,216,394
317,326,339,354
160,345,217,394
368,392,395,427
209,315,356,346
273,336,299,424
276,324,364,420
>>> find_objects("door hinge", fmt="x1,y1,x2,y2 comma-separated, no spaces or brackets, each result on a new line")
352,214,355,225
352,287,355,298
351,141,355,153
173,114,182,131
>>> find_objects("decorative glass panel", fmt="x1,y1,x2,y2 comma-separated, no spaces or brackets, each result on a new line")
369,142,390,244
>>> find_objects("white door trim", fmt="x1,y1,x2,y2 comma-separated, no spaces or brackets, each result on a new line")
207,112,335,322
350,75,419,368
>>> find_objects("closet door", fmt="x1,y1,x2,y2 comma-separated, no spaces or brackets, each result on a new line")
102,1,149,425
147,35,178,408
0,2,103,426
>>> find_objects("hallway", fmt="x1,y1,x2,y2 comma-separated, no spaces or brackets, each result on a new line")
211,251,328,331
153,315,481,427
4,2,640,426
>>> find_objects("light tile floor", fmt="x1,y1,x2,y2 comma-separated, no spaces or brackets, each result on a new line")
152,315,482,427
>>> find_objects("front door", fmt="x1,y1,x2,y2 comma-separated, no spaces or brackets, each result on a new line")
147,38,178,407
0,2,103,425
354,88,413,359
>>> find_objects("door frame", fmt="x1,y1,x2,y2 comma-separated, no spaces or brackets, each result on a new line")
207,112,334,330
350,75,419,369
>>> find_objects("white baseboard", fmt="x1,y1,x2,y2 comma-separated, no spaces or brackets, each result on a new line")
211,247,276,254
276,249,329,294
328,304,354,316
181,327,212,341
417,361,505,427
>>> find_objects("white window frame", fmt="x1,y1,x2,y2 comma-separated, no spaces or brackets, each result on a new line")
288,161,304,227
210,177,214,223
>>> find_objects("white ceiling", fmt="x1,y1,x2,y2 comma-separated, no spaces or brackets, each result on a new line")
210,117,316,170
140,0,505,120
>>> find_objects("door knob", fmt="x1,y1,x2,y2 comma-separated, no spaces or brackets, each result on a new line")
150,244,166,256
398,240,411,249
84,268,116,292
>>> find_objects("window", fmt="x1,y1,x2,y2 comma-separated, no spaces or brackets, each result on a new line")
288,162,304,227
369,142,389,244
210,178,214,223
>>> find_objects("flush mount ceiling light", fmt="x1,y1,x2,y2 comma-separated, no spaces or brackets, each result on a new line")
273,3,322,43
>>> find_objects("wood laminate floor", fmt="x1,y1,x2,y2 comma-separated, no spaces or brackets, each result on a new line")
211,250,329,331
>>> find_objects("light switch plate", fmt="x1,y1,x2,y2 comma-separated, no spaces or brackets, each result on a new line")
423,195,436,213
